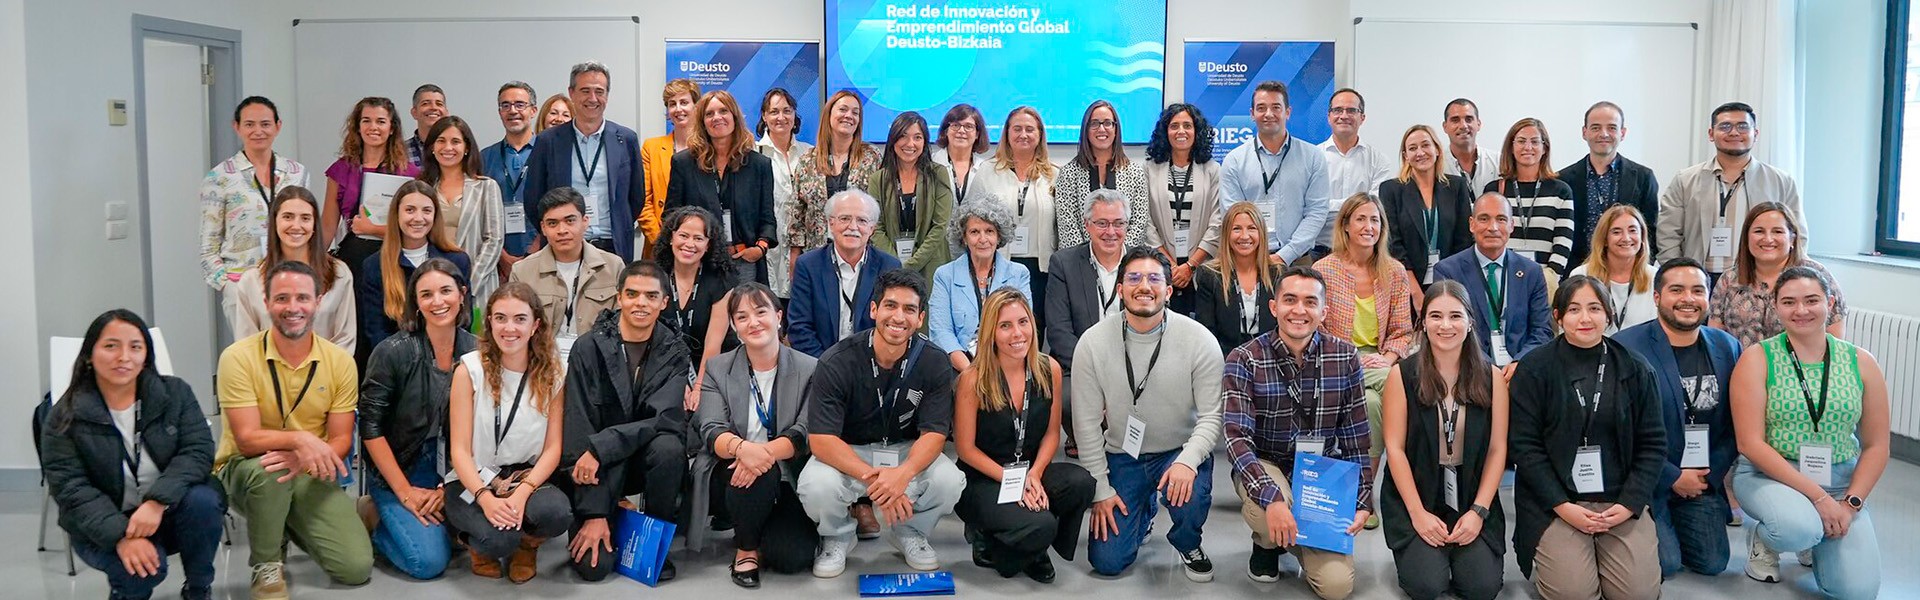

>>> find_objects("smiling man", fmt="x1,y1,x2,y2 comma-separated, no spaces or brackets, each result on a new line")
1216,81,1331,266
406,84,447,168
522,62,648,262
1315,88,1396,250
484,81,540,260
1440,98,1499,195
1558,101,1661,265
1656,102,1803,280
1432,192,1555,377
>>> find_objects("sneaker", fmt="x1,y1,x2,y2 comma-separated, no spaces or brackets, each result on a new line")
885,526,940,571
852,503,881,540
1179,547,1215,583
1745,530,1780,583
814,533,855,578
1797,549,1815,567
251,562,290,600
1247,545,1283,583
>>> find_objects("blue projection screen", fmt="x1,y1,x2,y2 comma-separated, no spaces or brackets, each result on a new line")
826,0,1168,144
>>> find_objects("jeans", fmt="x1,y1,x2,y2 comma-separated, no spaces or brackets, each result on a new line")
368,444,451,580
442,483,572,560
1654,489,1731,577
1086,450,1213,576
70,483,226,599
1733,458,1880,600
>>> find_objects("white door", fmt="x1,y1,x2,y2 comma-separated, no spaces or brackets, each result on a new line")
142,38,217,414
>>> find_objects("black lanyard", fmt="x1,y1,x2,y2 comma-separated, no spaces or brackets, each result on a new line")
498,143,526,199
263,335,319,429
669,269,701,333
1716,169,1748,218
1256,136,1293,195
1002,370,1036,463
1168,164,1193,225
1231,275,1264,334
1573,344,1610,445
250,153,278,206
1096,259,1119,313
1123,323,1165,404
560,261,588,330
1439,398,1460,459
970,255,995,314
1016,182,1031,217
1509,180,1543,230
574,130,605,188
749,366,776,435
870,335,924,444
493,371,529,449
119,400,144,491
1284,339,1328,429
953,162,971,204
1787,338,1833,433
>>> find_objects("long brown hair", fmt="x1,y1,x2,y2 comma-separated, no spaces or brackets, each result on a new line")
1416,280,1493,408
418,115,483,185
1070,100,1129,170
1578,204,1652,293
969,287,1053,411
480,282,562,416
1211,201,1276,299
687,90,755,174
1733,201,1807,286
260,186,339,291
812,90,872,172
1497,117,1557,181
1330,192,1399,288
992,106,1055,181
380,180,463,321
337,97,407,172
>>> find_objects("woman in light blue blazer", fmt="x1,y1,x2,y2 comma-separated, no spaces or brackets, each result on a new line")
930,194,1032,371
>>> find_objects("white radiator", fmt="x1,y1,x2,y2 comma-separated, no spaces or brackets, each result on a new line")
1846,309,1920,440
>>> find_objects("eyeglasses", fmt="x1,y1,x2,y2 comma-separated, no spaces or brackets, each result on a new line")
498,101,533,112
945,122,977,133
830,214,874,227
1512,137,1544,147
1122,272,1166,286
1328,107,1363,116
1088,119,1117,130
1713,122,1755,134
1087,219,1129,230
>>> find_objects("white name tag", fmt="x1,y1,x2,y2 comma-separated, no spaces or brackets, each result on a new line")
459,467,500,504
1490,329,1513,366
1010,225,1032,255
722,210,735,242
873,449,901,469
895,233,917,257
1123,415,1147,458
1709,226,1735,259
503,202,526,235
1171,224,1191,253
1443,466,1460,511
1296,435,1326,457
1798,442,1833,487
997,461,1030,504
1573,445,1605,494
556,333,579,367
1426,253,1439,282
1682,425,1711,469
583,192,603,224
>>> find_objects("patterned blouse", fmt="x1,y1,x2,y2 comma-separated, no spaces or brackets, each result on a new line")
198,151,309,289
1709,259,1848,348
1053,161,1153,248
787,145,881,251
1313,252,1417,359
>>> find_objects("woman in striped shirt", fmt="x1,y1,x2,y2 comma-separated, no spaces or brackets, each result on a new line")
1487,118,1575,281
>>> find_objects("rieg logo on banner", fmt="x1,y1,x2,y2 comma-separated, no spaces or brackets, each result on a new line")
1183,40,1336,154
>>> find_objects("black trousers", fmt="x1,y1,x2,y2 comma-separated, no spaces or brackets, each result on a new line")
442,483,573,559
954,462,1096,575
558,434,686,582
1391,534,1504,600
711,462,818,574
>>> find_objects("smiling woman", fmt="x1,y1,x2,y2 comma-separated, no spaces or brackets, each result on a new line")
226,186,359,353
355,180,472,365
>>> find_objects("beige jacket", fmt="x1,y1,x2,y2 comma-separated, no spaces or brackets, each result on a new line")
508,243,623,336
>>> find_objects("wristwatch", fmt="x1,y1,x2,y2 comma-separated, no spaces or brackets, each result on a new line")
1844,495,1865,510
1470,504,1491,519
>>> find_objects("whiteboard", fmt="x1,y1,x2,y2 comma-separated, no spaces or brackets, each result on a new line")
1352,19,1701,182
291,17,641,171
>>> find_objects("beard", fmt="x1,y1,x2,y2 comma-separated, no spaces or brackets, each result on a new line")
1659,306,1705,332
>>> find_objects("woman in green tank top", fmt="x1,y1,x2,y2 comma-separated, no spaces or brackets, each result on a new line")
1729,266,1889,599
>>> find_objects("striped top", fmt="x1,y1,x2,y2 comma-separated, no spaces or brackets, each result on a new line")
1759,334,1864,463
1487,178,1575,278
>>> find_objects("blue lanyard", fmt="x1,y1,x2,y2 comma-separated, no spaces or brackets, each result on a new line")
749,369,776,434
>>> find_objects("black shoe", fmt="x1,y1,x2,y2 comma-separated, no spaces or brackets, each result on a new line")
1248,545,1283,583
1023,556,1057,584
967,527,992,568
659,558,677,582
1179,547,1214,582
181,585,213,600
731,557,761,589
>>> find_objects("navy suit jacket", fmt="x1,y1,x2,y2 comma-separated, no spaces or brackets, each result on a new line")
787,245,902,357
1614,321,1743,497
1431,248,1553,362
521,120,646,261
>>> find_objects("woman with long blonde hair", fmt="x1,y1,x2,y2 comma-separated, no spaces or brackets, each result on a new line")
1193,201,1281,355
982,105,1059,324
355,179,469,357
1568,204,1656,333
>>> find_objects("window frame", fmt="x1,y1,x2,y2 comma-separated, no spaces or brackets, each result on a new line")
1878,0,1920,257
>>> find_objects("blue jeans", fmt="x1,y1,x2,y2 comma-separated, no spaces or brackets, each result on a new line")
1086,450,1213,576
368,444,451,580
71,483,226,599
1732,458,1880,600
1653,488,1730,577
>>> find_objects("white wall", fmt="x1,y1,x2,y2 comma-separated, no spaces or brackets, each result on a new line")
0,0,43,477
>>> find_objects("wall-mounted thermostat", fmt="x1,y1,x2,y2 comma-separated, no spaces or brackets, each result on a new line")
108,99,128,126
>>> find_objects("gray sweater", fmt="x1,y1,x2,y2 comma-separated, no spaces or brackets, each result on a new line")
1070,311,1225,501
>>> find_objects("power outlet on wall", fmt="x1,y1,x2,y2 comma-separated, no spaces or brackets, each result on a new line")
105,221,128,240
105,201,128,221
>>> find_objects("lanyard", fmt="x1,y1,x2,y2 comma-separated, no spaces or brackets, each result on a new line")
250,153,278,206
1573,344,1610,445
1509,180,1543,229
1256,136,1293,195
493,371,529,449
1123,323,1165,404
1284,339,1328,430
119,399,144,491
1096,261,1119,313
1169,164,1193,225
1439,397,1460,459
669,269,701,333
870,335,924,445
263,335,318,429
1607,284,1629,327
749,367,776,435
1017,182,1031,217
954,163,971,204
574,131,605,188
498,144,526,199
1787,338,1833,433
1716,169,1748,219
1424,203,1440,253
1004,370,1035,463
1231,275,1264,334
561,262,588,331
970,255,995,314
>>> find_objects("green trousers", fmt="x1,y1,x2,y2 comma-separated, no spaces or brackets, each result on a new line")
218,456,373,585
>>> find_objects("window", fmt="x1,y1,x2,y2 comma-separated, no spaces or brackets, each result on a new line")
1879,0,1920,256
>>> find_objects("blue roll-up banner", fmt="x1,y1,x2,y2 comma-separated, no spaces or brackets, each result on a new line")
665,40,822,145
1183,40,1336,154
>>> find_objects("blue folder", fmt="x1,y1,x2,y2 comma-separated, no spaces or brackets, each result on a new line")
1291,452,1360,555
859,571,957,597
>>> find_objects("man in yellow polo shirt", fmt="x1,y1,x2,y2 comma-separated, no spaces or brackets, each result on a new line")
215,261,370,599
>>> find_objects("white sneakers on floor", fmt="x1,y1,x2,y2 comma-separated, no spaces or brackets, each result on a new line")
814,533,855,578
885,526,941,571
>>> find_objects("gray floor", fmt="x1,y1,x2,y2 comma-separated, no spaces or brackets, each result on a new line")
16,456,1919,599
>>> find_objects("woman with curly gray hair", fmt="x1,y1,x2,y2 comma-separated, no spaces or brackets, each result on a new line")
929,193,1033,371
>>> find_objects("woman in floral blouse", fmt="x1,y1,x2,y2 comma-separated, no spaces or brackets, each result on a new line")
1708,201,1846,348
786,90,880,279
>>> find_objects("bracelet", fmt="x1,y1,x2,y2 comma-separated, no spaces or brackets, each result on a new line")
1812,494,1834,505
729,437,746,456
1470,504,1490,519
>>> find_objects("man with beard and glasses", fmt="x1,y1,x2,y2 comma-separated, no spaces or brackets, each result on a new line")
1615,258,1743,579
1656,102,1802,283
214,260,371,599
1072,246,1225,581
484,81,540,263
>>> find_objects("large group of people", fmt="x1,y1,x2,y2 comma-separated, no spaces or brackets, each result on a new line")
35,62,1888,600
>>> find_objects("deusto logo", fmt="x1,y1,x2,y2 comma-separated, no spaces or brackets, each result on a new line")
678,61,732,73
1197,61,1248,73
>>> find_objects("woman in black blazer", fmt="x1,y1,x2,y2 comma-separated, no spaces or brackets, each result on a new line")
666,90,778,284
1192,201,1283,355
1380,124,1475,287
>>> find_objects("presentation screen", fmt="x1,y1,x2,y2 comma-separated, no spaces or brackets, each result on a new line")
825,0,1168,144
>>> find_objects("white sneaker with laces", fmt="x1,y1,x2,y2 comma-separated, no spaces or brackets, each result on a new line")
1745,529,1780,583
814,533,855,578
885,526,941,571
1797,549,1815,567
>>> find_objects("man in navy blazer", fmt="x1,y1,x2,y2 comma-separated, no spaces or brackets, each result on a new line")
522,62,646,262
789,189,901,357
1614,257,1741,578
1558,101,1661,264
1431,192,1553,376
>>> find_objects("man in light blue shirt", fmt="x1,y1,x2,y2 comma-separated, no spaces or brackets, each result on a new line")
1215,81,1330,266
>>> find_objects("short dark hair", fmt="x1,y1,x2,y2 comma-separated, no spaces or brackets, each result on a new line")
726,282,780,317
1711,101,1757,126
1655,257,1709,290
264,259,320,298
1278,265,1327,298
1584,101,1625,126
1119,245,1170,279
412,84,445,105
570,61,611,89
1553,274,1615,326
874,268,929,311
619,260,666,291
1775,265,1834,297
537,187,587,221
1444,97,1478,120
936,103,989,154
1253,81,1291,107
234,96,279,123
497,81,535,100
1331,88,1365,112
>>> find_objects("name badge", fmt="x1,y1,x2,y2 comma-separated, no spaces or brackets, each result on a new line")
1490,329,1513,366
722,210,734,243
895,232,917,257
873,449,901,469
997,461,1030,504
1443,466,1460,511
1171,223,1192,253
459,467,501,504
1296,435,1326,457
1572,445,1605,494
1709,226,1735,259
1009,225,1032,255
582,192,602,224
1123,415,1147,458
1682,425,1711,469
1426,253,1439,282
556,333,579,367
503,202,526,235
1798,442,1833,487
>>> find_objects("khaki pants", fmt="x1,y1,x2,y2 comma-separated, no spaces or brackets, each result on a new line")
1235,459,1355,600
218,456,373,585
1532,501,1660,600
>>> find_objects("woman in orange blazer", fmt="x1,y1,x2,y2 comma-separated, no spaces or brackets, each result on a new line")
640,78,702,256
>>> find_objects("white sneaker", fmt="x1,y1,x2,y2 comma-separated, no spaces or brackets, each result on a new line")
814,533,855,578
1797,549,1815,567
1745,529,1780,583
885,526,940,571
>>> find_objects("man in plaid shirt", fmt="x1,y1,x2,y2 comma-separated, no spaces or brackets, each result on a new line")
1220,266,1374,598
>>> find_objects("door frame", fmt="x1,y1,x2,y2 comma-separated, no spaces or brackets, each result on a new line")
131,14,242,317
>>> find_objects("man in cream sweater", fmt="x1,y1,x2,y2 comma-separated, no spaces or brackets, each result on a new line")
1071,246,1225,582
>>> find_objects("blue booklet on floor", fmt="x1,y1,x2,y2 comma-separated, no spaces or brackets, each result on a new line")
859,571,957,597
1291,452,1360,555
